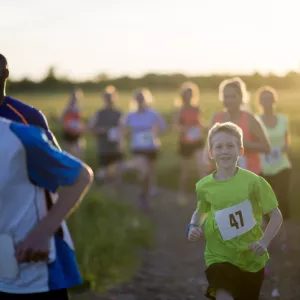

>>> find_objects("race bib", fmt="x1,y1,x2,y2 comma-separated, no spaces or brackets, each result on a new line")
108,127,119,142
238,155,247,169
133,131,154,147
0,234,19,279
66,120,80,129
264,147,282,165
186,127,202,141
215,199,256,241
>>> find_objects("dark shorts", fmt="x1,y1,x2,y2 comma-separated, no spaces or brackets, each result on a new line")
178,141,205,158
62,131,81,143
132,150,159,161
262,168,291,219
0,289,69,300
99,153,123,168
205,263,264,300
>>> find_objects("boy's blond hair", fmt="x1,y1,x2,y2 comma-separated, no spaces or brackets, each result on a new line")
208,122,243,149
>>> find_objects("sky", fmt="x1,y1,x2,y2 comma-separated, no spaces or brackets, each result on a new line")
1,0,300,80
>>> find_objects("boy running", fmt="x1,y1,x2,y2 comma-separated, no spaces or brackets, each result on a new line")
187,122,282,300
0,117,93,299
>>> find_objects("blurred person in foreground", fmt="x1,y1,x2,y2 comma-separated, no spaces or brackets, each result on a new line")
0,54,94,299
0,116,93,299
0,54,59,147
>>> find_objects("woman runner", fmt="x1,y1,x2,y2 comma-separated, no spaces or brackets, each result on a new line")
205,77,270,175
120,88,166,211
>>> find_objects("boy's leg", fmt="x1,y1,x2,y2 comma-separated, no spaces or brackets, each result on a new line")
239,268,264,300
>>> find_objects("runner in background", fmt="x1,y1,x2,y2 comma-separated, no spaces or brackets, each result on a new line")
120,88,166,211
172,82,206,205
256,86,292,297
60,89,86,159
88,85,123,195
204,77,270,175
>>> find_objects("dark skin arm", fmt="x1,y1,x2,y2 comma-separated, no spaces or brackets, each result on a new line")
15,165,93,262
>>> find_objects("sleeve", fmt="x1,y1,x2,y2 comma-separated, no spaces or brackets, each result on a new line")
10,122,83,193
88,111,100,129
154,111,167,131
27,108,61,149
195,182,210,213
283,114,289,130
121,113,131,127
255,176,278,214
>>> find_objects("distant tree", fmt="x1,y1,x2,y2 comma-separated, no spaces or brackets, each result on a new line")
40,66,59,88
95,73,109,82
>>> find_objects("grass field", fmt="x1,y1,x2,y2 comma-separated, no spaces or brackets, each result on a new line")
11,89,300,220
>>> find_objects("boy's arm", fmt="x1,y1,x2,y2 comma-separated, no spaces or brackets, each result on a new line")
190,208,201,225
186,185,209,236
250,176,282,252
260,207,283,249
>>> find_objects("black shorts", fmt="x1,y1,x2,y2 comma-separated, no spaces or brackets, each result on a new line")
99,153,123,168
0,289,69,299
179,141,205,158
62,131,81,143
205,263,264,300
262,168,291,219
132,150,159,161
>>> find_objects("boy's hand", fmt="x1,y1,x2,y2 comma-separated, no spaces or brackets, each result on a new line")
188,226,203,241
15,232,50,263
248,240,267,256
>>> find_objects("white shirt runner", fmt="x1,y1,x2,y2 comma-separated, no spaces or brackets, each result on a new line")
0,234,19,279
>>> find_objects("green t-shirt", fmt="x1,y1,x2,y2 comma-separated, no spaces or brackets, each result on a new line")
196,167,278,272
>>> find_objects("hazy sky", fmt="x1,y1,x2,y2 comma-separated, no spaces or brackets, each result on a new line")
2,0,299,80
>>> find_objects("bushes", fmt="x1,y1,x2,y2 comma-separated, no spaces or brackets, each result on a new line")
67,190,153,293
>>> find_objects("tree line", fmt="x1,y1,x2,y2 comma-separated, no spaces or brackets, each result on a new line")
7,66,300,93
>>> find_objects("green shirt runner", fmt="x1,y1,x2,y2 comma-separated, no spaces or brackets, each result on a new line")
196,167,278,272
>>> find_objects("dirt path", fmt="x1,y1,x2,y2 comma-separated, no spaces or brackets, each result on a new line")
74,184,300,300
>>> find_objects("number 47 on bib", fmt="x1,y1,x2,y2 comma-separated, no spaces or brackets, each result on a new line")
215,200,256,241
